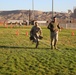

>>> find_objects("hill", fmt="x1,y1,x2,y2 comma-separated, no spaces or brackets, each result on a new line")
0,10,76,23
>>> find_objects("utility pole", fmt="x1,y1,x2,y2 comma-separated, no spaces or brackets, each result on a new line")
52,0,54,18
32,0,34,20
29,9,31,25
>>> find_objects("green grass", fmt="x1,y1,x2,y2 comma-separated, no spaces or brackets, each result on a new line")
0,25,76,75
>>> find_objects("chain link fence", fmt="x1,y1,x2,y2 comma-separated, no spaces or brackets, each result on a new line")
60,23,76,29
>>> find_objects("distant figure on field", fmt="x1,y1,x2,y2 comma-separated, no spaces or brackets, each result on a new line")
30,22,43,48
47,16,61,49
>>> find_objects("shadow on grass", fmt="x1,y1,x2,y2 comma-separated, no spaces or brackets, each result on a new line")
0,45,25,49
0,45,50,50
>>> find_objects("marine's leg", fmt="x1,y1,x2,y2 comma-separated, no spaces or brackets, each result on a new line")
51,32,54,49
35,39,39,48
51,39,54,49
54,32,58,49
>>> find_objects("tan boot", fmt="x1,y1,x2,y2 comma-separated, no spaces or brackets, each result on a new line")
54,46,58,50
51,46,54,49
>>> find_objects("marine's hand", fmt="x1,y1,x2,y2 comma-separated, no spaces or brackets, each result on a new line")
59,29,61,31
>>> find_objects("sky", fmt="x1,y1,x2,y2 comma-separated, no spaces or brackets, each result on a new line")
0,0,76,13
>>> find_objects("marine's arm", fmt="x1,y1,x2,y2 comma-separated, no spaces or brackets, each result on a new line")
57,23,61,31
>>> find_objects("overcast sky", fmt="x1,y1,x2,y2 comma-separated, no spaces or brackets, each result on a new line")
0,0,76,12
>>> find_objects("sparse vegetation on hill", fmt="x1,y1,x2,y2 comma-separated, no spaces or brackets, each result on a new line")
0,10,76,23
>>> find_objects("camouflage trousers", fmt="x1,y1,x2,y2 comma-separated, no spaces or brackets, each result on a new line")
50,31,58,49
30,34,39,48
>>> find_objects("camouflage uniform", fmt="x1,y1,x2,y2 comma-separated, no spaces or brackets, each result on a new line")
30,22,42,48
47,18,61,49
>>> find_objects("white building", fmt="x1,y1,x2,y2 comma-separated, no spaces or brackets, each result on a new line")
7,20,23,24
34,21,47,25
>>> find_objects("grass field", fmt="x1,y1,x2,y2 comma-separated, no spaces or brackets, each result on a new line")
0,25,76,75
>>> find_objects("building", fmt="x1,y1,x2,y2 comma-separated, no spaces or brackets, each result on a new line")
7,20,23,25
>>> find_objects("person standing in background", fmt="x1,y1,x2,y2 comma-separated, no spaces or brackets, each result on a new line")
47,16,61,50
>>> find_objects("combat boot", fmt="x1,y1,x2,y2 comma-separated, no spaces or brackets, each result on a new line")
51,45,54,49
54,46,58,50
